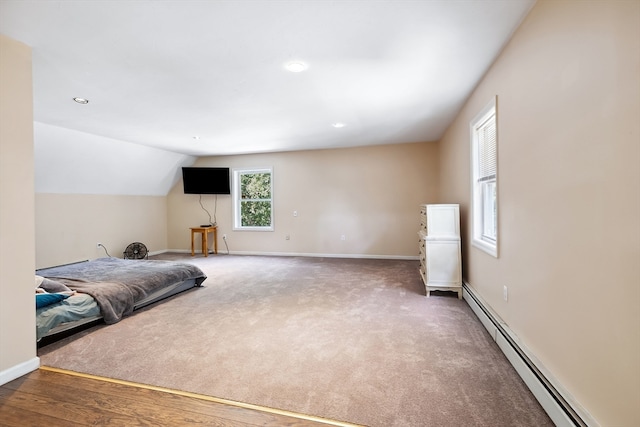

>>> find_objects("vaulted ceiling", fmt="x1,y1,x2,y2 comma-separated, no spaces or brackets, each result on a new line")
1,0,535,157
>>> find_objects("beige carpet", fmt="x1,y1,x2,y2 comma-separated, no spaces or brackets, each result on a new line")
39,254,553,427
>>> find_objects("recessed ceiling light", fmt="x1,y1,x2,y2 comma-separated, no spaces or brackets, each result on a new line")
73,97,89,104
285,61,308,73
332,122,346,128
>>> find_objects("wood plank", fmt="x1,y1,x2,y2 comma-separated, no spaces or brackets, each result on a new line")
0,369,352,427
0,402,82,427
0,383,202,426
31,369,258,420
2,374,255,427
36,368,352,426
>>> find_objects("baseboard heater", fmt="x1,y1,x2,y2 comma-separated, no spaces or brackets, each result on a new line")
462,282,595,427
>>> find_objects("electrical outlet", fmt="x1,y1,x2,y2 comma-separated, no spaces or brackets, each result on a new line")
293,210,298,217
96,242,102,249
340,235,346,241
503,285,508,302
223,234,227,240
285,234,290,240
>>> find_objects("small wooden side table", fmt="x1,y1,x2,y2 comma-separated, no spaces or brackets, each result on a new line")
190,226,217,257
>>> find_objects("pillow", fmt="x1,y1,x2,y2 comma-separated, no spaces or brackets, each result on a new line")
39,278,72,293
36,293,69,309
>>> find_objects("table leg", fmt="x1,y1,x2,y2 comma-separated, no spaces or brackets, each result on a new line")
203,231,208,257
213,228,218,254
191,230,195,256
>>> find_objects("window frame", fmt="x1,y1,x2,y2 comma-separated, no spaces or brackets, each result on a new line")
232,167,274,231
470,96,498,257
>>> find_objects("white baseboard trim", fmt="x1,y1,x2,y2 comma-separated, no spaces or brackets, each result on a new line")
0,357,40,386
165,249,419,261
148,249,171,256
225,251,418,260
462,283,599,427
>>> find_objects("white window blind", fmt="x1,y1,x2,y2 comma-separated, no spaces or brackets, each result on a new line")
477,115,496,182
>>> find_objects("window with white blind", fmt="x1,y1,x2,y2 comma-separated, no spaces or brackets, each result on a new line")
470,96,498,257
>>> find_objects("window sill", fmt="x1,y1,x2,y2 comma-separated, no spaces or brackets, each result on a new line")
232,226,274,232
472,238,498,258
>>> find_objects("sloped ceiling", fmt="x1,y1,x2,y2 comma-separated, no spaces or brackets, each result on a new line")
0,0,535,195
33,122,194,196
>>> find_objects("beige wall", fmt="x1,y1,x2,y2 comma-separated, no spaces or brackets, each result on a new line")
35,142,436,267
168,142,439,257
438,1,640,426
0,35,37,376
35,194,168,269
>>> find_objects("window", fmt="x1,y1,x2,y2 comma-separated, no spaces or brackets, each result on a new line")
232,167,273,231
470,97,498,257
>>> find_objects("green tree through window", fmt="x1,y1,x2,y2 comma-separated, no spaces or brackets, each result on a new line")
233,168,273,230
240,172,271,227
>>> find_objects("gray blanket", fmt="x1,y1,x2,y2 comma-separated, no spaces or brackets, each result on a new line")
36,258,206,324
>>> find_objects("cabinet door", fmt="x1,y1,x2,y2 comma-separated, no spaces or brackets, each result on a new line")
426,204,460,237
426,240,461,285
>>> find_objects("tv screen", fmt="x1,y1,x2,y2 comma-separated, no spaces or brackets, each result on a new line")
182,167,231,195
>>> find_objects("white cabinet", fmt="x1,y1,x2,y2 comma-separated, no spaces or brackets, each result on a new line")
418,204,462,298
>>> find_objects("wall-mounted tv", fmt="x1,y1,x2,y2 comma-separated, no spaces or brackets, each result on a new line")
182,167,231,195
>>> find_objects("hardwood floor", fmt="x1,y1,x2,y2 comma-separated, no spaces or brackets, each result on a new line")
0,368,356,427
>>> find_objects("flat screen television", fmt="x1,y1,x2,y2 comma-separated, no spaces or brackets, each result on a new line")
182,167,231,195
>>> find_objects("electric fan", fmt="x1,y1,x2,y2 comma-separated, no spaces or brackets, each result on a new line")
123,242,148,260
